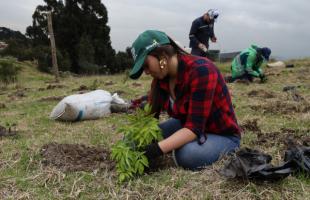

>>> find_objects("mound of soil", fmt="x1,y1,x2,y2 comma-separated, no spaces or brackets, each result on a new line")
8,90,26,99
39,96,65,102
132,83,142,87
250,129,310,149
250,101,310,114
240,119,261,133
247,90,275,99
72,85,89,92
285,89,305,102
104,81,114,86
46,84,66,90
0,125,17,137
0,102,6,109
40,143,114,172
146,153,176,173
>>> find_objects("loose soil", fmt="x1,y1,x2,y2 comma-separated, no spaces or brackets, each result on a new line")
132,83,142,87
146,154,176,173
241,120,310,150
0,125,17,137
40,143,115,172
72,85,89,92
0,102,6,109
250,129,310,150
240,119,262,133
250,101,310,114
38,96,65,102
46,84,66,90
104,81,114,86
247,90,275,99
284,89,305,102
8,90,26,99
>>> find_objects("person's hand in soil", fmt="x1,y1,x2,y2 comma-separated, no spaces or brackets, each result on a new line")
260,74,267,83
143,142,164,171
143,142,163,160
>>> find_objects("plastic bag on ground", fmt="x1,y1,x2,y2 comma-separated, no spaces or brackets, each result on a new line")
220,145,310,181
50,90,127,121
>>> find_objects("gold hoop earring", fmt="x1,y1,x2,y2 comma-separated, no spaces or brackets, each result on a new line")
160,59,166,66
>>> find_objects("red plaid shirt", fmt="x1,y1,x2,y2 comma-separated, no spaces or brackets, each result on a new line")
151,54,241,144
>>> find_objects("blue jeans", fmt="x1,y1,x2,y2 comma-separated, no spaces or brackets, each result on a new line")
158,118,240,170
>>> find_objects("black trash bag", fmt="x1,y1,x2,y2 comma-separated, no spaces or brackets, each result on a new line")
220,148,272,178
284,145,310,174
220,148,291,181
249,162,292,181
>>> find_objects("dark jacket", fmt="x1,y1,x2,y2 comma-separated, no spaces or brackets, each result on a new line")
189,16,215,49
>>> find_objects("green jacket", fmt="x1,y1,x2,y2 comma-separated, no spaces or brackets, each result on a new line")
231,44,265,79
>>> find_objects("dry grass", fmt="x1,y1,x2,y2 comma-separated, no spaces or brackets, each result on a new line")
0,58,309,199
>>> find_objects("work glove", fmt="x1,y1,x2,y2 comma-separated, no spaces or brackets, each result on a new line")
143,142,163,160
198,43,208,52
130,95,148,109
259,74,267,83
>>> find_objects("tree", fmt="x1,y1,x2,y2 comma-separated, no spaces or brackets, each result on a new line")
26,0,116,74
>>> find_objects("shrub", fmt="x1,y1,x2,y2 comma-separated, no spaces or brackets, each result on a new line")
0,57,21,84
111,104,163,182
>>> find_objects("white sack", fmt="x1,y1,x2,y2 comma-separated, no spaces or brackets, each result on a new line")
50,90,115,121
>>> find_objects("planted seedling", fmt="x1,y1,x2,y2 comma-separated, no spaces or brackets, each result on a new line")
111,104,163,182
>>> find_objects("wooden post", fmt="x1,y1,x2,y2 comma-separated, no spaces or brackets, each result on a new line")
47,12,59,82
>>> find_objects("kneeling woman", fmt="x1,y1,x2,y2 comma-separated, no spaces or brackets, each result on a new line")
129,30,241,170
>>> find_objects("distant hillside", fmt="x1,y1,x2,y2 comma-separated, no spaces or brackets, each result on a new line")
0,27,27,41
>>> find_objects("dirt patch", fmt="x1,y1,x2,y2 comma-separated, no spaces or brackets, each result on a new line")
0,125,17,137
247,90,275,99
250,101,310,114
0,102,6,109
132,83,142,87
240,119,261,133
104,81,114,86
234,79,250,85
265,72,281,77
146,153,176,173
7,90,27,100
283,88,305,102
39,96,65,102
46,84,66,90
72,85,89,92
40,143,114,172
250,129,310,149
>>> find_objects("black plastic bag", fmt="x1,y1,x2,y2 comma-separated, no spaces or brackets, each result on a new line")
220,148,293,181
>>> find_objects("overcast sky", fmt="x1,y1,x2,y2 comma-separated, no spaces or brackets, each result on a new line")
1,0,309,59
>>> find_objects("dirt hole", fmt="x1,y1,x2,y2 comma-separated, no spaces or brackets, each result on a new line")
0,125,17,137
240,119,261,133
40,143,115,172
39,96,65,102
250,101,310,114
247,90,275,99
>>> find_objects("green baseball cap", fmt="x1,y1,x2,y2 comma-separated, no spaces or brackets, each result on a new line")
129,30,170,79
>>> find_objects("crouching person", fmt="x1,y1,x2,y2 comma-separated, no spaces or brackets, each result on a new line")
129,30,241,170
228,44,271,83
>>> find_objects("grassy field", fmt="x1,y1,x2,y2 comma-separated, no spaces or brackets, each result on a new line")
0,57,309,199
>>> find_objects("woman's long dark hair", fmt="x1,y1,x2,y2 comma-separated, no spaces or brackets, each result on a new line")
147,43,188,117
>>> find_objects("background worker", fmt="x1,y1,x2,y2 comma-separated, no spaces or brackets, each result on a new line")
229,44,271,83
189,9,219,57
